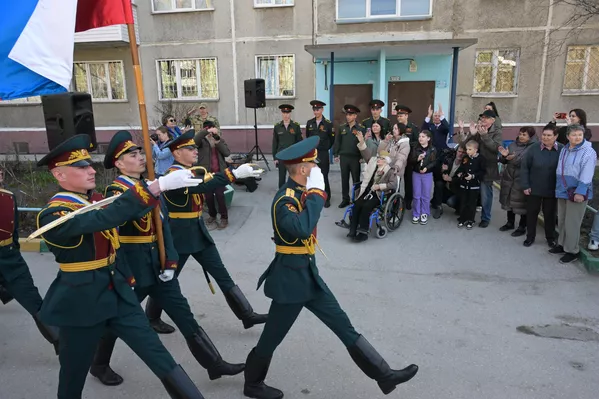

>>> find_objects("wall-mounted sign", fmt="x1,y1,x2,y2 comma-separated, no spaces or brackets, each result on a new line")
391,101,398,115
409,60,417,73
389,76,401,82
436,80,448,88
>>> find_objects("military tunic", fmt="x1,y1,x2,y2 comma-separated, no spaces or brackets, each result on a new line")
189,114,221,134
0,188,44,315
37,183,178,398
254,178,359,356
362,116,392,139
273,120,303,188
306,117,335,200
333,123,366,202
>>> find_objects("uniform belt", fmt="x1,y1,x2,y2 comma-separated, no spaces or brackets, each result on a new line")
169,211,202,219
119,234,157,244
0,237,13,247
59,253,116,273
275,245,315,255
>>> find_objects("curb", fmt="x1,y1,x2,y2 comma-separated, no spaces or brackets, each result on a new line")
20,239,49,253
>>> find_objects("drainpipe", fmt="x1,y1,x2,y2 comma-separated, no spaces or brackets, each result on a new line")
329,51,335,163
449,46,459,140
378,49,386,115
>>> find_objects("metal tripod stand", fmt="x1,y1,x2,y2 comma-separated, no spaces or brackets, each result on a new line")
248,108,271,171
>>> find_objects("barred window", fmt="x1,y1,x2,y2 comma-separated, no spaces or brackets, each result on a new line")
563,45,599,93
157,58,219,100
256,55,295,98
152,0,212,12
71,61,127,101
473,49,519,95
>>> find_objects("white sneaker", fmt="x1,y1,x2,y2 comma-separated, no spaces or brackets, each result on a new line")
476,206,482,212
412,216,419,224
588,239,599,251
420,214,428,225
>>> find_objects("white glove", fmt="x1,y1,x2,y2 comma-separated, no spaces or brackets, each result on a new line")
232,163,262,179
159,269,175,282
306,167,325,191
158,169,202,191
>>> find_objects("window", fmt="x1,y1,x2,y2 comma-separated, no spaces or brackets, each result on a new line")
0,96,41,104
255,0,293,7
152,0,213,13
337,0,431,20
473,49,519,95
157,58,219,100
563,45,599,94
256,55,295,98
71,61,126,101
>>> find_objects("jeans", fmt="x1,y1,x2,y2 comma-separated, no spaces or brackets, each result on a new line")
480,181,494,222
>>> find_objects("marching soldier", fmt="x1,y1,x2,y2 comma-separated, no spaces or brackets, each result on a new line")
243,137,419,399
90,131,244,386
333,104,365,208
395,104,420,210
305,99,334,208
145,130,268,333
362,99,391,139
186,102,221,134
36,134,206,398
0,166,59,352
272,104,302,188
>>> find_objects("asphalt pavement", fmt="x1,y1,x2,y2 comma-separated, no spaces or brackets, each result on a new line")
1,162,599,399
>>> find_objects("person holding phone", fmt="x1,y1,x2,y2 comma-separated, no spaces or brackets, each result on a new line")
549,108,592,145
151,126,175,176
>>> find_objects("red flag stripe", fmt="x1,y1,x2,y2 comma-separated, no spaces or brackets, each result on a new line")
75,0,134,33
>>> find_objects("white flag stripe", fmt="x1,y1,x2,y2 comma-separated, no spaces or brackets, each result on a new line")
9,0,78,89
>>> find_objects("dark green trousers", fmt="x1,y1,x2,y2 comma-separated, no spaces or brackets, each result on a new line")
0,257,43,315
178,244,236,293
58,305,177,398
255,289,360,357
277,163,287,189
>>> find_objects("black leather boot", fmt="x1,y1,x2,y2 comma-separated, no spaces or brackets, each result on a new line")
186,327,245,380
33,312,59,355
224,285,267,329
90,334,124,386
162,364,205,399
347,335,418,395
243,348,283,399
145,297,176,334
0,284,14,304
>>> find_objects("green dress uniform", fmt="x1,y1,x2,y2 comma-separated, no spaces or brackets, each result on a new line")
90,131,243,387
0,187,59,352
145,131,267,331
36,134,204,399
333,105,366,206
306,100,335,205
273,104,303,188
362,99,391,139
243,137,419,399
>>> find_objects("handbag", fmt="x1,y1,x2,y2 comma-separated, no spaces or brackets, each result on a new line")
560,150,588,202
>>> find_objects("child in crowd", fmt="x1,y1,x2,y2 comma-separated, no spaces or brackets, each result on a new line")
410,130,437,225
457,141,486,229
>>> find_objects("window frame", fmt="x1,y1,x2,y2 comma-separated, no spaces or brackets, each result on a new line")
151,0,214,14
155,57,220,101
71,60,128,103
254,0,294,8
562,45,599,95
335,0,433,23
255,54,296,100
0,96,42,105
471,48,520,97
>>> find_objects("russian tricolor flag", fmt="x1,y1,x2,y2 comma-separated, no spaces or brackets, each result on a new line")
0,0,133,101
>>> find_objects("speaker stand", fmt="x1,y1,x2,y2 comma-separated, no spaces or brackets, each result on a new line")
248,108,271,171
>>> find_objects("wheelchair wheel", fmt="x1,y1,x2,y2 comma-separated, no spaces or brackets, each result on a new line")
384,192,405,231
376,225,388,239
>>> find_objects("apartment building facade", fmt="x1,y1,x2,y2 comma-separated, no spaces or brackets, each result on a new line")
0,0,597,154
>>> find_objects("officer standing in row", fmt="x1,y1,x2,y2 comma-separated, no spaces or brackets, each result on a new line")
395,105,420,210
90,131,244,387
305,100,334,208
0,166,59,353
333,104,366,208
36,134,206,398
242,137,419,399
272,104,302,188
362,99,391,140
145,130,268,333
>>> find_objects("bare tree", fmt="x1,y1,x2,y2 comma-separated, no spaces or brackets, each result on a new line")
152,100,195,128
547,0,599,55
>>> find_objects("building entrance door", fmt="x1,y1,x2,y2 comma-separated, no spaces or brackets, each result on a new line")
332,84,373,128
387,81,435,127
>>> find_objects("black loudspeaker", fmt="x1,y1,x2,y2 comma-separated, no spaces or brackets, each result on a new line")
244,79,266,109
41,92,97,151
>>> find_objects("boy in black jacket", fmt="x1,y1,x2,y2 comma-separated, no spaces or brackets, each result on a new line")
456,141,486,229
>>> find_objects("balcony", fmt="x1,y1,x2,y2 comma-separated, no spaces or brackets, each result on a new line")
74,1,139,47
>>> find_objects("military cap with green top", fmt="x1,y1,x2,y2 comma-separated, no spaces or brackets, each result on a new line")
37,134,94,169
276,136,320,165
103,130,142,169
167,130,197,151
279,104,294,113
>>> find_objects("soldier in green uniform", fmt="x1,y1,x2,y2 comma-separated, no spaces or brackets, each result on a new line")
362,99,392,140
90,131,244,386
333,104,366,208
272,104,302,188
36,134,206,398
242,137,419,399
395,105,420,210
0,166,59,353
186,102,221,134
145,130,268,333
305,100,334,208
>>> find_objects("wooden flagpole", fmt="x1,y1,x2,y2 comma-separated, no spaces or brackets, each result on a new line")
125,21,166,269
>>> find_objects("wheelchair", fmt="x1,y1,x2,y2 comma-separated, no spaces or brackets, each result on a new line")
335,176,406,238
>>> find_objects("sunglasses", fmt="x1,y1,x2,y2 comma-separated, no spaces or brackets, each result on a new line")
168,119,176,122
